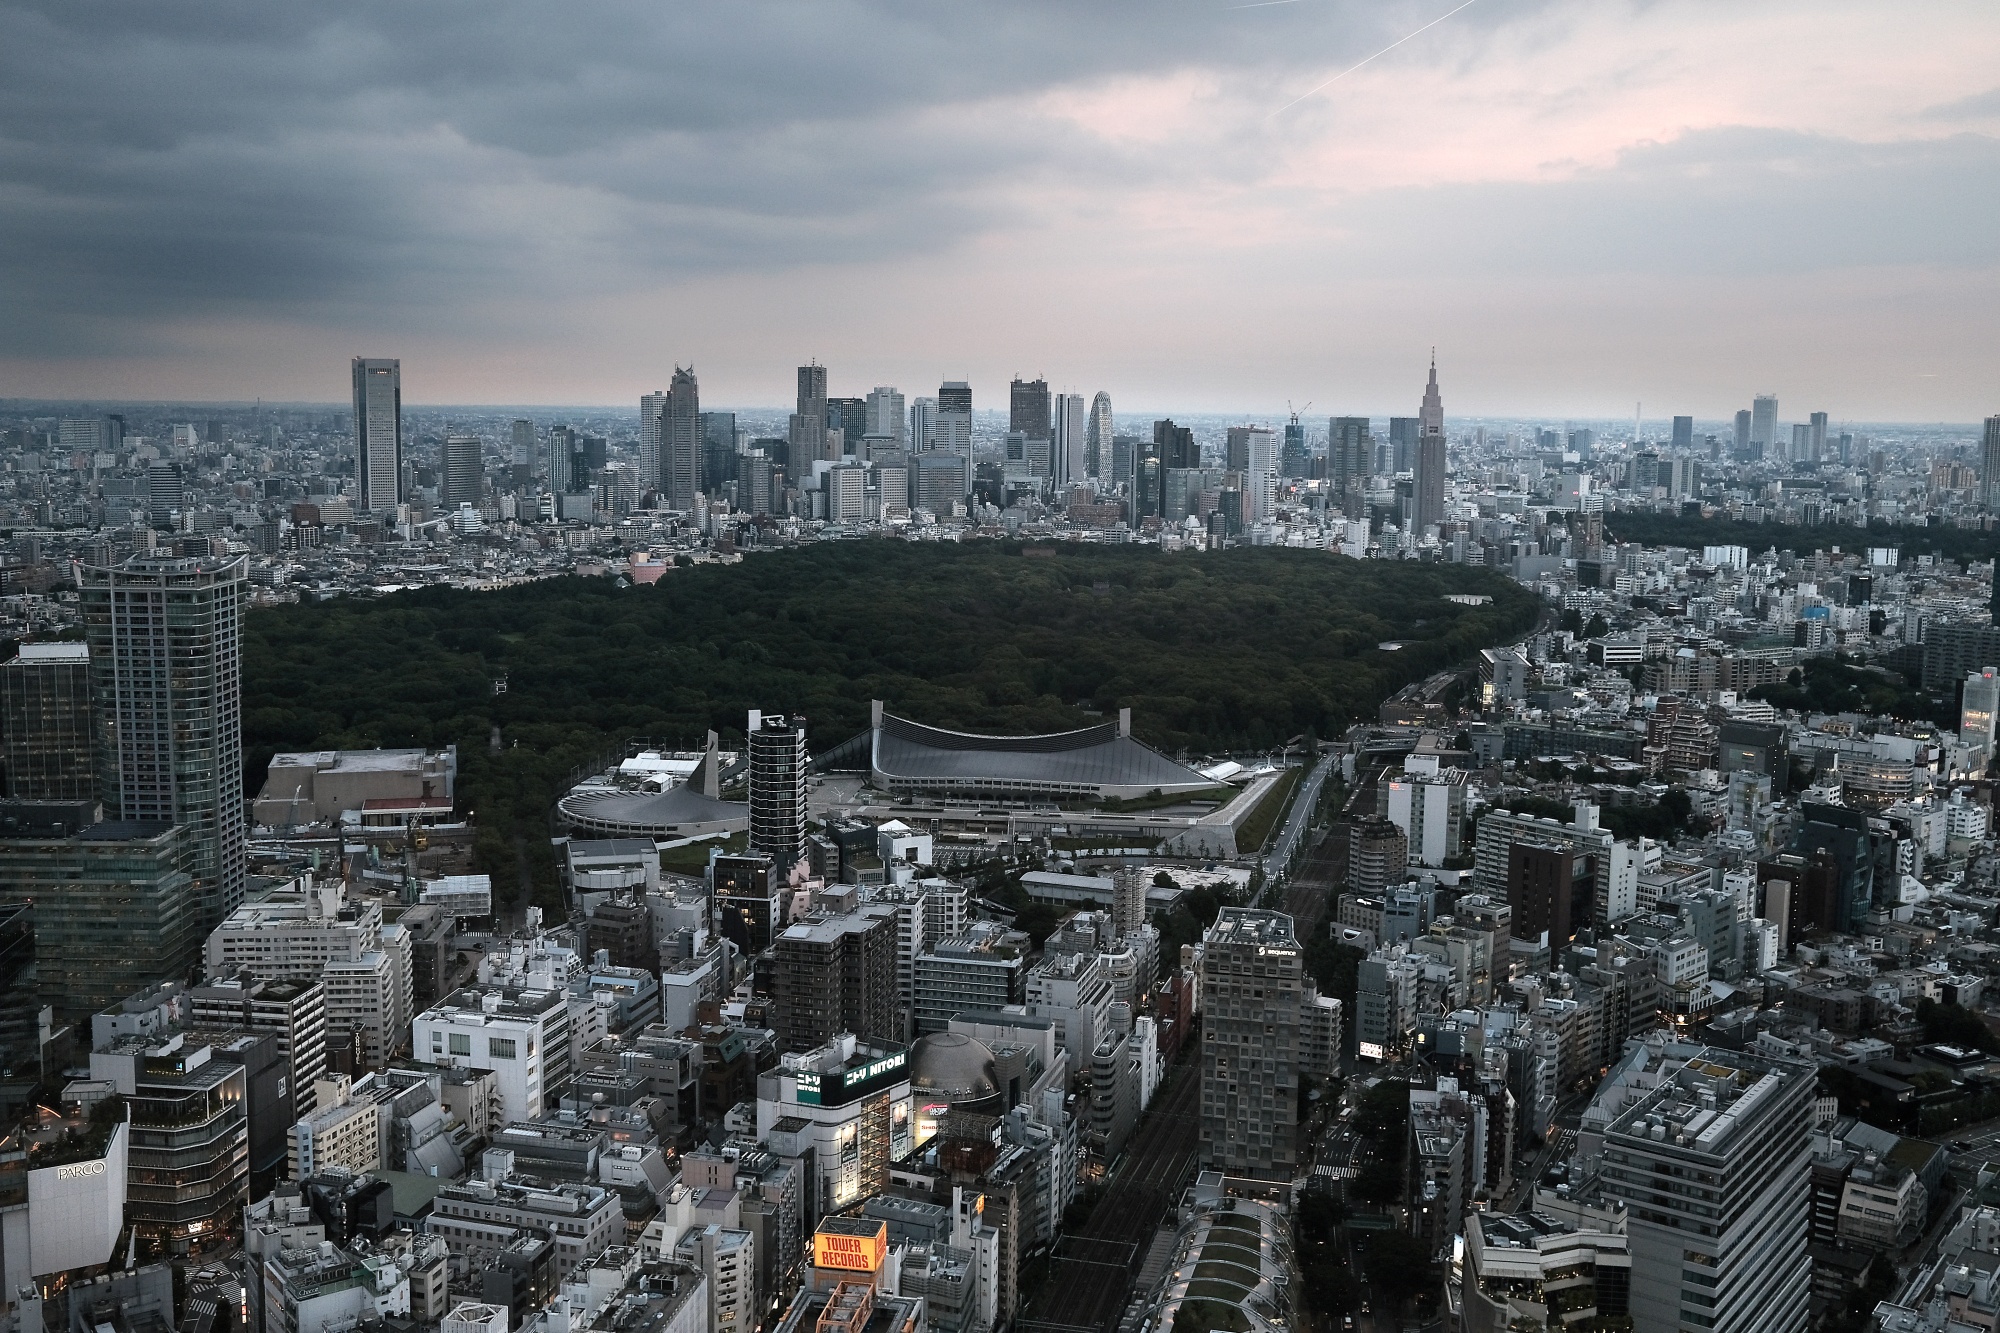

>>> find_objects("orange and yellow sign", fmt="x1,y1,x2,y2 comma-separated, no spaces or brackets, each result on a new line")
814,1226,887,1273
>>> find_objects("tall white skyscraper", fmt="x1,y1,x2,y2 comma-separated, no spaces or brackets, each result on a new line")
936,381,972,454
866,387,907,446
909,397,938,452
1087,392,1113,482
1052,393,1086,486
350,357,402,513
1750,394,1778,449
1227,425,1278,522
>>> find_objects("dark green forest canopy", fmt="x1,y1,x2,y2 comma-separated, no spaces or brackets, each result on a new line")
242,541,1539,904
1604,510,2000,566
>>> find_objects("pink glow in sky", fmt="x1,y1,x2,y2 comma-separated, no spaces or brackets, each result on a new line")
0,0,1995,420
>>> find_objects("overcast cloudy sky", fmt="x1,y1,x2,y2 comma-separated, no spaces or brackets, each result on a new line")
2,1,1996,420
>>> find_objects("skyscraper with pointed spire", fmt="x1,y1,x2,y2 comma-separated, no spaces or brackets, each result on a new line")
1412,354,1446,534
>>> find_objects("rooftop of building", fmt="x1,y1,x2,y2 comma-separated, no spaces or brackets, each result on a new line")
1206,907,1299,949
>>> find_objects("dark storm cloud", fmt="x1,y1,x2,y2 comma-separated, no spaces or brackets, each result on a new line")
0,0,1485,354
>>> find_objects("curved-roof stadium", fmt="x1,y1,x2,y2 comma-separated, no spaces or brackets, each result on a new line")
555,783,748,841
868,703,1211,802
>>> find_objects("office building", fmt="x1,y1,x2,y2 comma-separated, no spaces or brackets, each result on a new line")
664,366,701,509
1588,1042,1813,1333
1280,414,1307,479
1382,771,1466,868
1330,416,1370,493
83,554,247,937
1226,425,1277,522
189,973,329,1117
415,986,572,1124
1413,358,1447,533
350,357,402,513
911,450,969,516
747,711,808,869
548,425,580,495
1052,393,1085,487
1198,909,1303,1176
1008,377,1050,440
1733,409,1752,456
1086,392,1113,481
440,433,482,510
511,418,536,466
1750,394,1778,450
714,852,782,956
1150,419,1196,521
828,397,867,453
909,397,937,452
1964,668,2000,759
866,387,906,446
146,462,184,527
1671,415,1693,452
1985,416,2000,511
770,905,899,1053
0,801,196,1026
700,410,737,493
913,931,1027,1035
1,642,95,799
1809,410,1829,461
430,1175,622,1282
790,364,829,475
935,381,972,454
1509,841,1592,950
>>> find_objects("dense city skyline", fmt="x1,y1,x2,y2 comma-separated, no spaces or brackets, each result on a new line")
2,2,1996,416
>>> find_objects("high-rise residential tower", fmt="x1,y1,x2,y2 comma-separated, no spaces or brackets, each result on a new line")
1086,392,1113,482
1009,377,1051,440
0,643,96,800
664,366,700,509
350,357,402,513
548,425,579,495
83,554,248,937
1052,393,1086,486
748,711,808,872
1199,908,1304,1176
1413,357,1447,533
439,433,482,510
640,391,667,489
1982,416,2000,511
935,381,972,454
